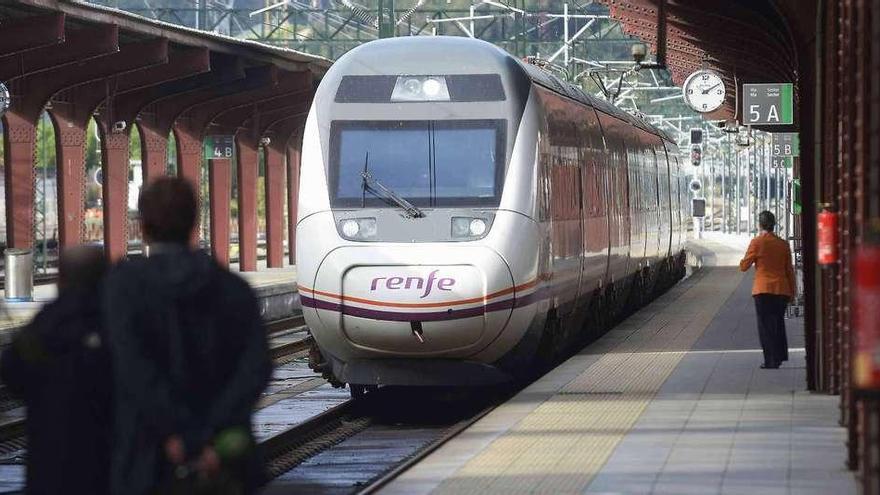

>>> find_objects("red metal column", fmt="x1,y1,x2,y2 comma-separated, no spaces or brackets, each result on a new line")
287,134,302,266
236,133,259,272
172,124,204,248
139,124,169,184
101,131,131,262
264,144,285,268
50,111,86,248
208,158,232,267
48,82,117,249
2,112,36,249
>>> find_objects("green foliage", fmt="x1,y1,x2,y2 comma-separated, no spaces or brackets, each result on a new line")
129,126,142,162
35,113,56,170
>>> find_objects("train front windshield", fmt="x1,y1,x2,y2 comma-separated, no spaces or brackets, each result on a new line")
329,120,505,208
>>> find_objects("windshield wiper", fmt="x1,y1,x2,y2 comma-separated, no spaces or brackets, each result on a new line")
361,170,425,219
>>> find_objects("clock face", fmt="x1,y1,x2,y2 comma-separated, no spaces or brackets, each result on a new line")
682,70,725,113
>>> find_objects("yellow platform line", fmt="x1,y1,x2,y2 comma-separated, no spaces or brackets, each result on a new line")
433,267,744,495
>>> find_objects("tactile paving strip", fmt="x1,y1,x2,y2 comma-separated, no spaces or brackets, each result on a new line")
433,267,744,495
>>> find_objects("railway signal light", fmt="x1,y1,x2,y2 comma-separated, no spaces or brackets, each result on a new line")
690,145,702,166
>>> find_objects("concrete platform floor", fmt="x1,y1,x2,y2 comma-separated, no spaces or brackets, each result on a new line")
382,236,855,495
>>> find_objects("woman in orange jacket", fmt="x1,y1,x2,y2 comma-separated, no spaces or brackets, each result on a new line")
739,211,797,369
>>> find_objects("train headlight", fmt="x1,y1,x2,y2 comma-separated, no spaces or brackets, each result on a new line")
341,219,360,237
452,217,490,239
339,218,377,240
469,218,487,236
391,76,450,102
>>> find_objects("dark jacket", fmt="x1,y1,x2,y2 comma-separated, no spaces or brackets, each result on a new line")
103,247,271,495
0,287,112,495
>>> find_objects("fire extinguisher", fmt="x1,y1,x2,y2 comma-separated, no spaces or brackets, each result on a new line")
817,207,838,266
854,242,880,389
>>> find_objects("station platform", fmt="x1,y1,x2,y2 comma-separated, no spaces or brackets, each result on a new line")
0,261,298,344
382,234,856,495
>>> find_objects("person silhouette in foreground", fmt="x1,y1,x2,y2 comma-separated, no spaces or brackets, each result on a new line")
104,177,271,495
739,210,796,369
1,245,111,495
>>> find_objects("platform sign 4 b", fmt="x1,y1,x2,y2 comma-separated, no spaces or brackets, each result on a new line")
743,83,794,125
204,135,235,159
771,132,800,157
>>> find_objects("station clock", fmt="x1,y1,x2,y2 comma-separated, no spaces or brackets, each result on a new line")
682,69,726,113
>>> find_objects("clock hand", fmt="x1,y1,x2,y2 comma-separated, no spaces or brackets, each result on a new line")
702,82,722,94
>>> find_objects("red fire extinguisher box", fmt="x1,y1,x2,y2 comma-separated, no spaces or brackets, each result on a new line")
854,244,880,390
817,209,839,265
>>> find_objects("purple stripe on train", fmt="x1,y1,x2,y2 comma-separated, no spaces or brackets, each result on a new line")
300,287,548,322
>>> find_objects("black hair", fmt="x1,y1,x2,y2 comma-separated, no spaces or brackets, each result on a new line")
759,210,776,232
138,177,197,244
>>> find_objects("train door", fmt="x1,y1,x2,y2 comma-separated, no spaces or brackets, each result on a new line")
610,139,631,285
594,111,630,288
580,109,609,297
645,147,660,265
629,141,646,272
658,145,673,259
671,153,682,254
545,124,583,316
668,152,681,253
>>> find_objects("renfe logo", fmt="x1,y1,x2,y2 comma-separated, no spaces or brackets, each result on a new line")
370,269,456,299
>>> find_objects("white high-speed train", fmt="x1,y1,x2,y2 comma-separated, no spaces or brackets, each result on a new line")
296,36,689,396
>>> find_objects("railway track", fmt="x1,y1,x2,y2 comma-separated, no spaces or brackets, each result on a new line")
259,387,511,494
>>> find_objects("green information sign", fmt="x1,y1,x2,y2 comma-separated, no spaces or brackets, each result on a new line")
771,132,800,157
792,178,802,215
204,135,235,159
743,83,795,125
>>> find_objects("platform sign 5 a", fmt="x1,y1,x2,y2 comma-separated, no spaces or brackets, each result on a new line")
743,83,794,125
204,135,235,159
771,132,800,157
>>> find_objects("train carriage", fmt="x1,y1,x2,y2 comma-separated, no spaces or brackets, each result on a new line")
296,36,689,394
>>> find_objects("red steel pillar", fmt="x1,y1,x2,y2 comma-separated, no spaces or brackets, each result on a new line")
50,112,87,248
101,131,131,262
287,132,302,266
264,144,286,268
138,121,169,185
172,123,203,248
236,133,259,272
49,82,115,250
208,158,232,267
2,112,37,249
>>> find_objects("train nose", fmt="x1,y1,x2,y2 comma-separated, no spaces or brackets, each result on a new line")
304,246,514,356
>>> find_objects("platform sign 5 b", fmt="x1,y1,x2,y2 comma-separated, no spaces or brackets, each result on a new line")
743,83,794,125
204,135,235,159
771,132,800,157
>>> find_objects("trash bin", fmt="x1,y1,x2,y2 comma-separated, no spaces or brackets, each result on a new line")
4,248,33,302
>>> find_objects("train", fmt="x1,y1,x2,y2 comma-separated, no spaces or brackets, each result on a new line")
296,36,690,397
